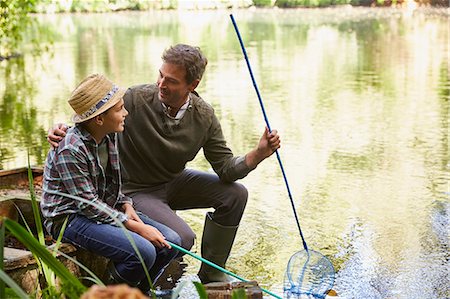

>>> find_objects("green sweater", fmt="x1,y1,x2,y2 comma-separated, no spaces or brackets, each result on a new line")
118,83,252,193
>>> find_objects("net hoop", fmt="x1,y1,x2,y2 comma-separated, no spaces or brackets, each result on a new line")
284,249,335,299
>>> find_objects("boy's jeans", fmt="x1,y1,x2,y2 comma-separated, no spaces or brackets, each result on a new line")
60,212,181,291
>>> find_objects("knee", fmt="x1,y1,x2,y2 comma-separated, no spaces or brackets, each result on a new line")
166,229,182,248
178,229,195,251
229,182,248,210
135,243,156,268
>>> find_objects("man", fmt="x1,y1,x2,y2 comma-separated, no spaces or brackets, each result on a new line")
48,44,280,283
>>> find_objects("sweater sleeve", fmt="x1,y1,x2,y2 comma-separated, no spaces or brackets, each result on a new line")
203,113,252,182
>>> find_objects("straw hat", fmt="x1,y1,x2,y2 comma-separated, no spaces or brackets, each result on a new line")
68,74,126,123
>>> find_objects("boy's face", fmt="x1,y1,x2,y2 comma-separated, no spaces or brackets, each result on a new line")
157,62,199,108
101,98,128,133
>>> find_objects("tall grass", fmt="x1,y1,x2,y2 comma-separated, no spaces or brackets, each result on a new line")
3,218,86,297
0,267,29,299
0,219,5,299
26,162,60,296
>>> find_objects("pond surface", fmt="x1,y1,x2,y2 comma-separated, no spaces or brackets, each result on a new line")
0,7,449,299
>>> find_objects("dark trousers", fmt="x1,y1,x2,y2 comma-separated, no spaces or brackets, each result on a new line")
130,169,248,251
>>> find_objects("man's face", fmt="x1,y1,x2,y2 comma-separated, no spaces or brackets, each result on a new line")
157,62,198,107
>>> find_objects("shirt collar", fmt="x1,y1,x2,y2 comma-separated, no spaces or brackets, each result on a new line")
74,124,111,145
161,95,191,120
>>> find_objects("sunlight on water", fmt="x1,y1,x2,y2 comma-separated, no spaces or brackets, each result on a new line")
175,275,202,299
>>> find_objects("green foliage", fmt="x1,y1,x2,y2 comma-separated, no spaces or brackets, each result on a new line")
30,0,261,12
253,0,273,6
0,0,37,58
33,0,174,12
27,161,44,246
0,269,29,299
27,160,66,296
3,218,87,297
232,288,248,299
0,58,50,169
0,222,5,299
193,282,208,299
5,287,24,299
275,0,303,7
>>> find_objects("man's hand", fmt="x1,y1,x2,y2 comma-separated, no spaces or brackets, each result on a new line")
125,220,171,249
47,123,68,149
245,127,281,169
122,203,144,224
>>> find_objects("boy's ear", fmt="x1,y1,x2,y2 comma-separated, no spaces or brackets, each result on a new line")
94,115,104,125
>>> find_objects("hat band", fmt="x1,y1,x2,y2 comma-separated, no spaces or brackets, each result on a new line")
78,85,119,120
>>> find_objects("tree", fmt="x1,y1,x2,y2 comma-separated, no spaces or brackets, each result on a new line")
0,0,37,60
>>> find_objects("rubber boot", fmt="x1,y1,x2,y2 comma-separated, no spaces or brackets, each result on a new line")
197,212,239,284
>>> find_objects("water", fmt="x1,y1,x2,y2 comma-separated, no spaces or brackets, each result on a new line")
0,7,448,298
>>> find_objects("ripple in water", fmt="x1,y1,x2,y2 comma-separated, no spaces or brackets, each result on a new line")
334,204,449,299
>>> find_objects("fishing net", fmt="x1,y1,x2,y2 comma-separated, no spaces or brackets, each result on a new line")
284,249,335,298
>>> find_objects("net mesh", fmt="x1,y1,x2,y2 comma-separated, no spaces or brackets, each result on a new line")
284,250,335,299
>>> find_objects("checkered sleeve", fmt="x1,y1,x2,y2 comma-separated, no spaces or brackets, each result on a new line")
55,147,128,225
116,193,133,206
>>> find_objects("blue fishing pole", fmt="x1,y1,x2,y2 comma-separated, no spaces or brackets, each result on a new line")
229,14,308,252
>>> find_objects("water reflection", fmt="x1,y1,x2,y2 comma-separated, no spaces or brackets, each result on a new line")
0,7,449,298
0,58,49,169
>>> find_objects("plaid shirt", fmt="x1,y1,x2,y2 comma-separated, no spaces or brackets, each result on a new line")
41,125,132,235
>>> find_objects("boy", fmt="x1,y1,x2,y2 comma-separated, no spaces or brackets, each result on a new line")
40,74,181,293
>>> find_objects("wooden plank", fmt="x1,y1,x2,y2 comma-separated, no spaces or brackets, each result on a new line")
4,247,32,260
3,242,78,271
0,167,43,190
0,167,43,177
204,281,263,299
3,247,35,270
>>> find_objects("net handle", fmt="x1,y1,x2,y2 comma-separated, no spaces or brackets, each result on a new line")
230,14,308,251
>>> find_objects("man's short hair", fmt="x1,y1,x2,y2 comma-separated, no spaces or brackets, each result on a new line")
162,44,208,84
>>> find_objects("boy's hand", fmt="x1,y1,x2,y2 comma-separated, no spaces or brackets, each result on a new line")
125,220,171,249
